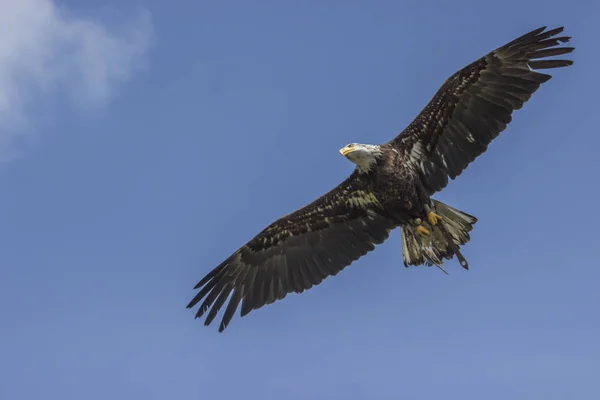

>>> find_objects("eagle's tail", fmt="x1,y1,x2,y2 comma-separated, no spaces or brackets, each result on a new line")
401,200,477,271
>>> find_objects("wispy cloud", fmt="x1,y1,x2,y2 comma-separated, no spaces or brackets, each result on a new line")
0,0,152,162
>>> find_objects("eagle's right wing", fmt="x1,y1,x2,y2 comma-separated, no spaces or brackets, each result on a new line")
187,172,397,332
388,26,574,196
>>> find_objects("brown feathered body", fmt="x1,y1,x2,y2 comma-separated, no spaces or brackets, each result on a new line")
188,26,574,332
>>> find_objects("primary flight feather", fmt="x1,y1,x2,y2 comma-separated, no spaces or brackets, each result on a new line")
187,26,574,332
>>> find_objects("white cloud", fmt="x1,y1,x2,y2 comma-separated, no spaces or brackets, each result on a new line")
0,0,152,162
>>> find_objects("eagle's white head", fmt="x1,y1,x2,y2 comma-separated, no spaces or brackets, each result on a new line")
339,143,383,173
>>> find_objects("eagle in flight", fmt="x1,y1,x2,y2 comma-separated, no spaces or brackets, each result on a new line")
187,26,574,332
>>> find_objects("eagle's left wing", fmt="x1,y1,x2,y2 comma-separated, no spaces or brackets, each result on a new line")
187,173,397,332
388,26,574,195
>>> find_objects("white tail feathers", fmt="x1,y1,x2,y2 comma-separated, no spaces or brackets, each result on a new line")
401,200,477,270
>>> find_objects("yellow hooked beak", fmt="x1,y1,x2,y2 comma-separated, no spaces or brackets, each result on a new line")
339,146,354,156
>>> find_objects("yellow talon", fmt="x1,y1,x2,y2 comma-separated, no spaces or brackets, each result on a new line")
427,211,442,226
416,225,430,237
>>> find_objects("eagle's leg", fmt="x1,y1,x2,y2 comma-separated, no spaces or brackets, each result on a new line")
416,224,430,237
424,202,442,226
414,204,441,236
414,183,442,229
412,218,431,237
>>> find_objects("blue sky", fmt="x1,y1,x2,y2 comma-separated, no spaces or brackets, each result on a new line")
1,0,599,398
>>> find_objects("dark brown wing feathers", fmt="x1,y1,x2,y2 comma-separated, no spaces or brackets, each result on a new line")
389,26,574,195
187,174,397,332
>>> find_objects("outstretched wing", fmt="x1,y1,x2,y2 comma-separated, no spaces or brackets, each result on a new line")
187,172,397,332
388,26,574,195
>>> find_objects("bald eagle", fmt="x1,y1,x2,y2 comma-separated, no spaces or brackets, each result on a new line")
188,26,574,332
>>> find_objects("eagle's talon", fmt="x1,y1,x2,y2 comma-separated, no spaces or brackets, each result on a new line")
427,211,442,226
416,225,430,237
